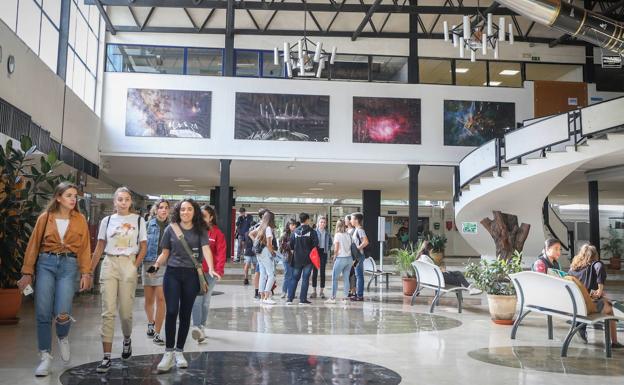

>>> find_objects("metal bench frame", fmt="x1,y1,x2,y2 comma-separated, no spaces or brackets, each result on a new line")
410,260,469,313
364,257,393,291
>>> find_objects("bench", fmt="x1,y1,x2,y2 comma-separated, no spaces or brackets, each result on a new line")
510,271,623,358
364,257,393,290
410,260,469,313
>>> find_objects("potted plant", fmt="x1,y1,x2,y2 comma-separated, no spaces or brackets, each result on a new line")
429,234,447,265
602,228,623,270
0,136,66,324
391,242,420,296
465,251,523,325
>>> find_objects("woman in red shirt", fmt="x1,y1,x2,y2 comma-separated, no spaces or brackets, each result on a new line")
190,205,226,343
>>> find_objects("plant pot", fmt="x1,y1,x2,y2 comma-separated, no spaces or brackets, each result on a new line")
0,288,22,325
431,251,444,265
487,294,517,325
610,256,621,270
402,277,418,296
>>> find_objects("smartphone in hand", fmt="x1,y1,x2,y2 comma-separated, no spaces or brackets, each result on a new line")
23,284,34,296
147,265,158,274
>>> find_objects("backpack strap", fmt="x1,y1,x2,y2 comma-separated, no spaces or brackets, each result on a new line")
104,215,112,243
137,215,141,244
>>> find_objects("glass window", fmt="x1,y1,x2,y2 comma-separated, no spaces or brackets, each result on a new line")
419,58,452,85
105,44,184,74
17,0,41,54
455,60,487,86
262,51,283,78
371,56,407,82
526,63,583,82
40,16,60,73
330,54,369,81
187,48,223,76
594,65,624,92
489,61,522,87
235,51,260,77
43,0,62,27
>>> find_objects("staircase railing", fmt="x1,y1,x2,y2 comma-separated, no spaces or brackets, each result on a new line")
542,200,574,253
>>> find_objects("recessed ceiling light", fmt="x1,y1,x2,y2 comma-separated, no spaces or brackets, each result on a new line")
309,188,324,191
301,192,314,195
178,184,195,188
318,182,334,186
434,190,447,193
455,68,469,73
499,69,520,76
183,189,197,192
557,194,569,197
174,178,192,182
483,81,502,86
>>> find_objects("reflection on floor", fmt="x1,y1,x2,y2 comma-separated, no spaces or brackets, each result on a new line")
468,346,624,376
204,306,462,334
59,351,402,385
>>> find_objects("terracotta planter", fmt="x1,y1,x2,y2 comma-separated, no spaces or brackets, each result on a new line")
0,288,22,325
487,294,517,325
402,277,418,296
431,251,444,265
611,256,621,270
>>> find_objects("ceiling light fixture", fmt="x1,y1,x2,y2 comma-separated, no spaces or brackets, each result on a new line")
274,2,336,78
499,69,520,76
318,182,334,186
174,178,192,182
455,68,470,73
483,81,502,86
287,165,296,170
309,188,324,191
443,0,514,62
301,192,315,195
178,185,195,188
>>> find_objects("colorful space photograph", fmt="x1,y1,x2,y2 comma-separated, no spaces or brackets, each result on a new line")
235,93,330,142
125,89,211,138
352,97,421,144
444,100,515,146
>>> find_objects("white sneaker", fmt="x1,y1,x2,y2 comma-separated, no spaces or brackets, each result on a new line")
325,298,336,304
157,351,175,373
263,298,276,305
174,351,188,368
191,326,205,343
35,352,53,377
57,337,70,363
468,285,483,296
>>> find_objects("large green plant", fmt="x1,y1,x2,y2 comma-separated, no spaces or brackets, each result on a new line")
391,242,421,278
465,251,523,296
602,228,623,258
429,234,447,253
0,136,68,288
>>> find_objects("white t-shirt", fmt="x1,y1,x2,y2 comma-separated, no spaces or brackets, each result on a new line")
265,226,274,240
56,219,69,242
98,213,147,256
333,232,352,257
352,228,367,247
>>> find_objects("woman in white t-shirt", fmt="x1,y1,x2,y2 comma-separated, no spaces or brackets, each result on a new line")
89,187,147,373
326,220,353,304
249,211,277,304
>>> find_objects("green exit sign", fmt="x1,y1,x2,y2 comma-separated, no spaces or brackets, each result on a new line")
462,222,478,234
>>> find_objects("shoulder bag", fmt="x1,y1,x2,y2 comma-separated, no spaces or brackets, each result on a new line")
170,223,209,295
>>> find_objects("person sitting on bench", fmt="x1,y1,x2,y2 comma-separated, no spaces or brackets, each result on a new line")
417,241,481,295
532,238,562,274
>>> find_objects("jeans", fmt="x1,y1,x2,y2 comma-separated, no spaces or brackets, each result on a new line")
282,258,293,296
99,255,137,343
35,253,78,352
288,264,313,302
257,248,275,293
311,250,328,289
191,275,217,327
443,271,470,288
163,266,199,351
331,257,352,299
355,254,365,298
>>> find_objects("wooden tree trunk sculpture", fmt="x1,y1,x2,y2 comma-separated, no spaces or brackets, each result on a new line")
481,211,531,260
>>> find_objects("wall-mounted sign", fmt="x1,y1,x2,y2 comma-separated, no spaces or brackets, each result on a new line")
387,210,398,215
602,55,622,69
433,222,441,230
567,97,578,106
462,222,478,234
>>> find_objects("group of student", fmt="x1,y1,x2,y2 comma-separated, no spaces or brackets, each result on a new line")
532,238,623,348
17,183,227,377
236,208,371,304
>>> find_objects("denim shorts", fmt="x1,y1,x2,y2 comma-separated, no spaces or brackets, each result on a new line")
244,255,257,264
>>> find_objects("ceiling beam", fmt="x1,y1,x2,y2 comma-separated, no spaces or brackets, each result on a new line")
94,0,116,35
84,1,519,15
352,0,383,41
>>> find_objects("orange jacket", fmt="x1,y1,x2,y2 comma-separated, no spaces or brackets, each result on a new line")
22,211,92,275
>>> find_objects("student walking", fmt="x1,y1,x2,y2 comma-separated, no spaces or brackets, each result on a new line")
149,199,221,373
90,187,147,373
350,213,368,302
325,220,353,304
250,211,278,304
190,205,226,343
279,219,297,299
288,213,319,305
142,199,170,345
311,216,330,299
17,182,92,377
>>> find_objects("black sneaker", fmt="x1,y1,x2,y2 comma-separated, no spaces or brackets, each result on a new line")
299,300,312,305
96,357,112,373
147,323,155,337
350,296,364,302
122,338,132,359
244,278,249,285
153,333,165,346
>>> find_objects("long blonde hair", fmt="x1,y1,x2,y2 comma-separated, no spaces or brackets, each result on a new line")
570,244,599,271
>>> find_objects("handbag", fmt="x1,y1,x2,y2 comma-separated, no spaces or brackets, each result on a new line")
350,231,363,268
310,247,321,270
170,223,209,295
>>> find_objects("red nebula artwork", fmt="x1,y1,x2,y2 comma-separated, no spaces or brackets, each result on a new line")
353,97,421,144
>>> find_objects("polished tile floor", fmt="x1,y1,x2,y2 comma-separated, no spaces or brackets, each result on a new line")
1,279,623,385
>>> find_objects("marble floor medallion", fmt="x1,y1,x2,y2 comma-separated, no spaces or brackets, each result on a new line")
59,351,402,385
468,346,624,376
202,306,462,334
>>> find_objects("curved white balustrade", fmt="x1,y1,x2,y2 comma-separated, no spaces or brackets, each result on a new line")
459,139,497,187
505,114,570,162
581,97,624,135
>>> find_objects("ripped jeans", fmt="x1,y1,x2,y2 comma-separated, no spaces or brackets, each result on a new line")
35,253,78,352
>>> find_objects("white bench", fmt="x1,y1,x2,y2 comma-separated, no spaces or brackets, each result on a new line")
364,257,393,290
410,260,469,313
510,271,623,358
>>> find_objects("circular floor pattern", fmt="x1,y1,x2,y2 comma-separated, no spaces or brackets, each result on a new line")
468,346,624,376
60,351,402,385
203,306,461,334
